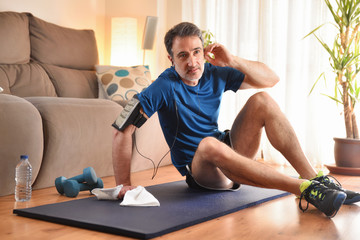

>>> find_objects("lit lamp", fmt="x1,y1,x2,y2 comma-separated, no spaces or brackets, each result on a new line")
142,16,158,65
111,17,138,66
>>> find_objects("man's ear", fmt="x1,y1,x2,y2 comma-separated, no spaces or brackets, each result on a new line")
168,55,174,66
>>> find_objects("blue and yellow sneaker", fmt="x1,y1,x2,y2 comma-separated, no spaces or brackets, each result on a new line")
299,180,346,218
312,171,360,205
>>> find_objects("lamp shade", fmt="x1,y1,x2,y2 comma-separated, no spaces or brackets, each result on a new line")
142,16,158,50
111,17,138,66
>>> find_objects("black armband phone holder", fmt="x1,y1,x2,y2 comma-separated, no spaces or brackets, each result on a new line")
112,95,147,131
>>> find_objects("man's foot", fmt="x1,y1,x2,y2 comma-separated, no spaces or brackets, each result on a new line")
312,171,360,205
299,180,346,218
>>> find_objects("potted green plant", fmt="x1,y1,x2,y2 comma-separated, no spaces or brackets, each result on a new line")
202,29,216,61
307,0,360,170
202,29,215,48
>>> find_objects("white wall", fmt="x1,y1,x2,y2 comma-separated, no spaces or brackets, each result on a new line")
156,0,183,76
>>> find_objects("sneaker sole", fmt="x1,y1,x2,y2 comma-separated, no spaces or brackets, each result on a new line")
328,192,346,218
344,195,360,205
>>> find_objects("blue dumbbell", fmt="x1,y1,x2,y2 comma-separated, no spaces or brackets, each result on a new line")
55,167,98,194
63,178,104,197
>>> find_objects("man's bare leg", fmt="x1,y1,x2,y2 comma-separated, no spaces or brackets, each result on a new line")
230,92,317,179
191,92,316,194
192,137,305,195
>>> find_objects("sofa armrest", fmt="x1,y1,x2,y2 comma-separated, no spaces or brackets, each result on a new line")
0,94,43,196
26,97,122,189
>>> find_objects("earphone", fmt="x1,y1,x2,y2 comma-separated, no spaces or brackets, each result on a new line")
133,99,179,179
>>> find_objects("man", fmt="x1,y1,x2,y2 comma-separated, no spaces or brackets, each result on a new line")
112,22,360,217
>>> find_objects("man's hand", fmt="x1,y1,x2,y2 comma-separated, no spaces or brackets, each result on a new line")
204,43,279,89
204,43,234,67
117,185,137,199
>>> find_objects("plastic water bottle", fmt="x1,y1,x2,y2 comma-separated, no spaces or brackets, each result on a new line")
15,155,32,202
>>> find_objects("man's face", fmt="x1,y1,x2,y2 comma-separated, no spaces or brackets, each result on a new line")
168,36,205,86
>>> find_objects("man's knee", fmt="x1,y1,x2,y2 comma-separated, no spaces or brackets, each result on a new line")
247,91,278,112
249,91,272,104
197,137,229,163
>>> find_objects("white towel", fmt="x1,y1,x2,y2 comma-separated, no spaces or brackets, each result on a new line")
120,186,160,207
91,185,160,207
92,185,123,200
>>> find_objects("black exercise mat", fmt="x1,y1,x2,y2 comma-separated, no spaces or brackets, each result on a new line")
14,180,290,239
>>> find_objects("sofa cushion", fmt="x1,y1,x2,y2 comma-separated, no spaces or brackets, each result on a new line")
29,14,98,70
0,12,30,64
40,63,98,98
96,65,151,101
0,63,57,97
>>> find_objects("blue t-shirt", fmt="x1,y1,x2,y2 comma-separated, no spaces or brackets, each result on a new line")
137,63,244,175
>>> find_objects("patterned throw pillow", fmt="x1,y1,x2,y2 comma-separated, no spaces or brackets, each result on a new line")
96,65,151,101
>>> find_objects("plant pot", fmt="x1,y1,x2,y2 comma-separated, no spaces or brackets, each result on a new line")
334,137,360,168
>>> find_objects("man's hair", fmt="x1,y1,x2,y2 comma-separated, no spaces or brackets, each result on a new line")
164,22,204,58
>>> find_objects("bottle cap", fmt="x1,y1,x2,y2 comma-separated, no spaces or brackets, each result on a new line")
20,155,29,159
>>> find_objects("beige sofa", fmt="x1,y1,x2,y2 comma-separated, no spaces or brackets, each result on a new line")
0,12,170,196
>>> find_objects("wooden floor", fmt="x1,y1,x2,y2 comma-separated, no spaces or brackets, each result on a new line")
2,164,360,240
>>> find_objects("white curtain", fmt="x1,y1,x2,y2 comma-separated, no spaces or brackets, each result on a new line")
181,0,347,167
